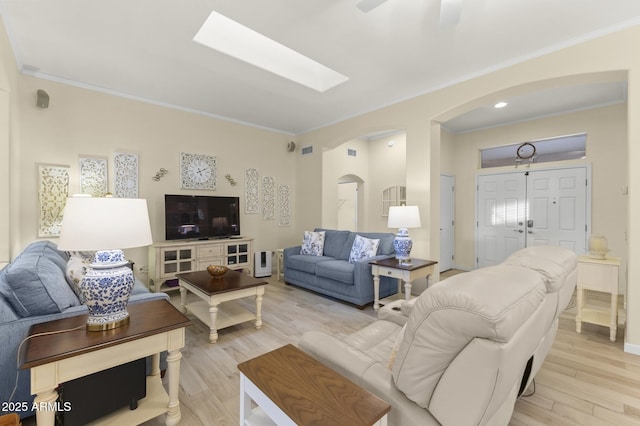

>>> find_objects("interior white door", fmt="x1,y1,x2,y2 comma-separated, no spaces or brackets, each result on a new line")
440,174,455,271
476,172,526,268
476,167,589,268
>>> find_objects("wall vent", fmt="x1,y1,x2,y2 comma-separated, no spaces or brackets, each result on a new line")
347,149,357,157
301,146,313,155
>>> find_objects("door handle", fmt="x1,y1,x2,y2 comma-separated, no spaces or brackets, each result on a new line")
528,230,534,234
513,229,524,233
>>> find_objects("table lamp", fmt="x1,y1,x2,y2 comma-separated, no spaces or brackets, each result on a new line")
387,205,421,265
58,197,153,331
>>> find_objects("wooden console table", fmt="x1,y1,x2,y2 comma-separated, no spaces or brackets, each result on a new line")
238,344,390,425
370,258,438,310
21,299,191,426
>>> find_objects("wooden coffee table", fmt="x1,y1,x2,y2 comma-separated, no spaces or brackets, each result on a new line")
176,269,268,343
238,344,390,425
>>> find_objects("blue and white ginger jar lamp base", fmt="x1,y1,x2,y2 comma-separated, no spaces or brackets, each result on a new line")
393,228,413,265
80,249,134,331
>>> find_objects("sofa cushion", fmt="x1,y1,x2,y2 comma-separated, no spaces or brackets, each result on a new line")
23,240,69,268
0,267,19,322
314,228,351,259
348,235,380,263
316,260,354,285
286,254,334,274
300,231,325,256
3,253,80,317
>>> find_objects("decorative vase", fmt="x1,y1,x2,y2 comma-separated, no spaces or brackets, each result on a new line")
207,264,228,278
588,235,609,259
80,249,134,331
393,228,413,263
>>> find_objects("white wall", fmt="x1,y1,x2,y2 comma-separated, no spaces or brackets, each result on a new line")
321,131,407,233
13,76,297,281
293,27,640,351
450,104,627,292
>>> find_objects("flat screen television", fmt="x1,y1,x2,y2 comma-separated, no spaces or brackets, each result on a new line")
164,194,240,240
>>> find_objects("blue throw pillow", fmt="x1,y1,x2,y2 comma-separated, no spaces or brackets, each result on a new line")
3,253,80,317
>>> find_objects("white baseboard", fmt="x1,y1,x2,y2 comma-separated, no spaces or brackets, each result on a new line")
624,342,640,356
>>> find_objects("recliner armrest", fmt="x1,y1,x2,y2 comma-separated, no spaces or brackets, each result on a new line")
299,331,378,384
299,331,436,425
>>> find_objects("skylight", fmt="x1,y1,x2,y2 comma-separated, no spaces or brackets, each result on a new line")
193,11,349,92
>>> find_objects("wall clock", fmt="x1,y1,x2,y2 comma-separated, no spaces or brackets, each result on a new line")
516,142,536,160
180,153,217,190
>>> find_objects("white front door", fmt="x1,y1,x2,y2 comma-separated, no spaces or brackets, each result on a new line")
476,166,589,267
440,174,455,271
476,172,527,268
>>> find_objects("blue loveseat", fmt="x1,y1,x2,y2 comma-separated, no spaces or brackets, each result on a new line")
283,228,398,307
0,241,168,419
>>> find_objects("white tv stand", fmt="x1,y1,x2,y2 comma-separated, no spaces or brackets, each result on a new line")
148,237,254,293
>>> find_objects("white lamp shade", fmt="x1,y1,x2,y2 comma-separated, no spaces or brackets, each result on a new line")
387,205,421,229
58,197,153,251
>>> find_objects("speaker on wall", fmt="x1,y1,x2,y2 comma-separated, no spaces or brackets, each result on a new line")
287,141,296,152
36,89,49,108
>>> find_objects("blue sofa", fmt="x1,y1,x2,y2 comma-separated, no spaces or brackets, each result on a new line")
0,241,168,419
283,228,398,307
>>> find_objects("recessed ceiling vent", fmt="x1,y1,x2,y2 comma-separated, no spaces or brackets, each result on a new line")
301,146,313,155
347,149,357,157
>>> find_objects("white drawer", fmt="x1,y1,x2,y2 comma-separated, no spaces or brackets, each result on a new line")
198,245,223,258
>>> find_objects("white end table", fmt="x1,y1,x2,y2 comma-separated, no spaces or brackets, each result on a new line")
370,258,438,311
575,255,621,342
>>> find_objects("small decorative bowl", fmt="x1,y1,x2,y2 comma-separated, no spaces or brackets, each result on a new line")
207,265,228,278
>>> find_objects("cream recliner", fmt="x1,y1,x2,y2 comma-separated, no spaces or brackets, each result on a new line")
299,246,577,426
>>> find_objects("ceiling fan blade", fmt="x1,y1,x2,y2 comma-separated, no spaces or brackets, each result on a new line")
440,0,462,27
356,0,388,13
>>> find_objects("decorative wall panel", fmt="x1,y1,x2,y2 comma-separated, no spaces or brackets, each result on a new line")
114,152,138,198
79,156,108,196
245,168,259,214
38,164,69,237
262,176,275,220
278,184,291,226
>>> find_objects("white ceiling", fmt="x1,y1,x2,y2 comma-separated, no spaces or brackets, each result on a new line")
0,0,638,135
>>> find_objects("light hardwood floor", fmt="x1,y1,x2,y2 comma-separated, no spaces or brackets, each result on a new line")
24,272,638,425
139,272,640,426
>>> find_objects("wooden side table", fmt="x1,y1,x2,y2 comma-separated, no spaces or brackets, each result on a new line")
238,344,390,425
21,299,191,426
575,255,621,342
370,258,438,310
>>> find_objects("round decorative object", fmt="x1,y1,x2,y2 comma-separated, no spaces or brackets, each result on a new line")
180,152,217,189
516,142,536,160
207,264,228,278
588,235,609,259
